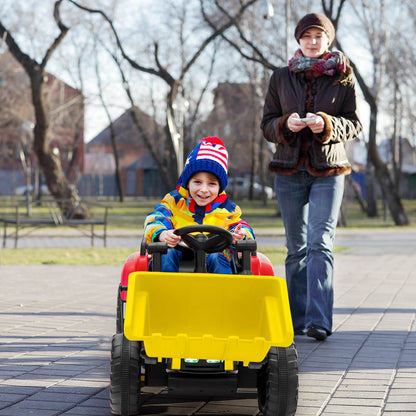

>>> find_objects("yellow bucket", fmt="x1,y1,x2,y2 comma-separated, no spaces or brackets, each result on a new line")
124,271,293,366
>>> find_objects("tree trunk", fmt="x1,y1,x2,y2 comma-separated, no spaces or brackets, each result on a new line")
346,58,409,225
0,3,90,219
30,70,90,219
365,155,378,217
367,111,408,225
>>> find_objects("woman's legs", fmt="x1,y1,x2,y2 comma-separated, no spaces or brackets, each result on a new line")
275,172,344,335
275,173,309,332
305,174,344,334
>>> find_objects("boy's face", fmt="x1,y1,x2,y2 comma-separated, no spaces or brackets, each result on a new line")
188,171,220,206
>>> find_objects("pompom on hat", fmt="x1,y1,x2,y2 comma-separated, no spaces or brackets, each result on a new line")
294,12,335,46
178,136,228,193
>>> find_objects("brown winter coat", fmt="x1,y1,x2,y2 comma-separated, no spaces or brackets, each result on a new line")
261,66,362,177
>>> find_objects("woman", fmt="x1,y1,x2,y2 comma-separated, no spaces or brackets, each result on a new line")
261,13,362,340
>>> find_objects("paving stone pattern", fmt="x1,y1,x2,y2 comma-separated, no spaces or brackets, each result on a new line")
0,229,415,415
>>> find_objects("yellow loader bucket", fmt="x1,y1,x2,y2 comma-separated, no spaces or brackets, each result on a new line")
124,271,293,366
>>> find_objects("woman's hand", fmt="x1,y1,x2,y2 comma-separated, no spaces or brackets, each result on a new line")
304,112,325,134
159,229,181,247
287,113,305,132
287,112,325,134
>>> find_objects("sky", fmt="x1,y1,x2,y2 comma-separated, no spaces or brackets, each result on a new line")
0,0,386,152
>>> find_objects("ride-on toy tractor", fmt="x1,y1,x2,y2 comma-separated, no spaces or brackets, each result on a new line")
110,225,298,416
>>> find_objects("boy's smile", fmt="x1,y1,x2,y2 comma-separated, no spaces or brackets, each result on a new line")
188,171,220,206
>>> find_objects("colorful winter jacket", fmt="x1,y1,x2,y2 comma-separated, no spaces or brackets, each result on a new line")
144,185,255,245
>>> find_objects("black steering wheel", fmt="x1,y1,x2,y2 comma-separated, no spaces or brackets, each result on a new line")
173,225,234,254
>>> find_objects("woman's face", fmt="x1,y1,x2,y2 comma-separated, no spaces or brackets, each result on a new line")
299,28,329,58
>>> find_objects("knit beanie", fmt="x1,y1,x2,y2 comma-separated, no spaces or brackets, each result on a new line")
178,136,228,193
294,13,335,45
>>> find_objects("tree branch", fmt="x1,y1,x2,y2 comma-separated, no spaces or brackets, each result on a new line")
41,1,69,70
0,1,69,73
153,42,176,87
199,0,277,71
220,0,275,67
0,22,35,73
67,0,170,81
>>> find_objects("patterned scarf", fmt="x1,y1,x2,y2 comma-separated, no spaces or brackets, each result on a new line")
289,49,348,78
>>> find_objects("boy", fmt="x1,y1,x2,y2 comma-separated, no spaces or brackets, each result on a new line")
144,136,255,274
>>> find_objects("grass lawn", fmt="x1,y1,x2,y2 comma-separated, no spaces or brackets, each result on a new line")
1,197,415,265
0,245,288,266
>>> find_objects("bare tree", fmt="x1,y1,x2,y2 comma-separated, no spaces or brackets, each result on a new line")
333,0,408,225
67,0,259,190
382,2,416,197
0,0,90,218
202,0,409,224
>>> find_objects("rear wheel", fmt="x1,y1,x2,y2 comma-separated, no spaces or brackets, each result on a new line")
116,284,123,333
110,333,141,416
257,344,298,416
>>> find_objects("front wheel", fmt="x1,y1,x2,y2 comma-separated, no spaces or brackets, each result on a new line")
110,333,141,415
257,344,298,416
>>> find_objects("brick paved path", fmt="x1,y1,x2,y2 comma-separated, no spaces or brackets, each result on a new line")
0,229,415,415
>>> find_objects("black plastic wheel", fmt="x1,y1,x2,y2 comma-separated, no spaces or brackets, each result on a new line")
257,344,298,416
110,333,141,416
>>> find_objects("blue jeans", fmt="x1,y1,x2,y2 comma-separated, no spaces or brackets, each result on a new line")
274,172,345,334
161,248,233,274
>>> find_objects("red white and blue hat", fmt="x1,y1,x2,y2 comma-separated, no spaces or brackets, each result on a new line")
178,136,228,193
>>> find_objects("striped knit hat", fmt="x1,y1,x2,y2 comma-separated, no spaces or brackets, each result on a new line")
178,136,228,193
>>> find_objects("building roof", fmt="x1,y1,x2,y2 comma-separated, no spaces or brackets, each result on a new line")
88,107,162,147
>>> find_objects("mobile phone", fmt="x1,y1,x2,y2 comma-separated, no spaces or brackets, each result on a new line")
298,117,315,123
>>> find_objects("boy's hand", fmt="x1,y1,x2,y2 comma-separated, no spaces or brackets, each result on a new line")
159,229,181,247
232,224,245,243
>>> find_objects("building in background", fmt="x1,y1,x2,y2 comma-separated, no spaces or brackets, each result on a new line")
84,107,166,197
